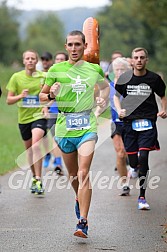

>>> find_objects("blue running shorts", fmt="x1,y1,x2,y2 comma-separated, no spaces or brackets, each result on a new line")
55,132,98,153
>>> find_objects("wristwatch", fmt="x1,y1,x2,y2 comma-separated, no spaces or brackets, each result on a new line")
47,93,55,100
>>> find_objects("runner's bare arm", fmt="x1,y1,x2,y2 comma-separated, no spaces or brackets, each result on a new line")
157,96,167,118
39,84,51,102
94,80,110,117
39,83,60,103
96,79,110,103
113,95,126,118
6,89,28,105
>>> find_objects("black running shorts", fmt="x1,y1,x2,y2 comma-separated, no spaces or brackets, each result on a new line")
122,121,160,154
19,119,47,141
111,122,124,138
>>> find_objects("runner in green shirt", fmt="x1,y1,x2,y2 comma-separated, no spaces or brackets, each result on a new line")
39,30,110,238
6,49,47,195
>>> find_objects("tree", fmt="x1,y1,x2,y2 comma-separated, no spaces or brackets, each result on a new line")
135,0,167,79
0,1,20,65
97,0,147,60
96,0,167,80
21,12,65,55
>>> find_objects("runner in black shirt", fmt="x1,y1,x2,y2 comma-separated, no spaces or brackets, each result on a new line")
114,47,167,210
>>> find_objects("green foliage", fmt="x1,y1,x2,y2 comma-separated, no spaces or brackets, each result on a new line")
0,1,20,65
96,0,167,81
136,0,167,28
21,12,65,55
97,0,144,59
136,0,167,80
0,3,66,65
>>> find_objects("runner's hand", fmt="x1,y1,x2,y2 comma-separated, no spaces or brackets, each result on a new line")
50,82,60,97
42,107,49,118
157,110,167,119
96,97,106,108
21,89,29,98
118,109,126,119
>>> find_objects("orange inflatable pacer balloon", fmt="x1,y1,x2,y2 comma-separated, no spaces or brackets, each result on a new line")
82,17,100,64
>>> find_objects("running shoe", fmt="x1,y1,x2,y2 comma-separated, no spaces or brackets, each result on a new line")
30,177,37,193
53,157,62,166
43,153,51,168
74,218,88,238
75,198,80,219
138,197,150,210
119,185,130,196
35,180,45,195
128,167,139,179
54,166,63,175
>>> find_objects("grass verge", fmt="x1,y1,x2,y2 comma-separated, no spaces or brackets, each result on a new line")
0,95,24,175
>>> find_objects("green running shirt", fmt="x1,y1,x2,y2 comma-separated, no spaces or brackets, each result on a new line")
7,70,45,124
45,60,105,137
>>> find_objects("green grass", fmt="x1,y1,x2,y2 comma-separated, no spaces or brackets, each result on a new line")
0,64,24,175
0,93,24,175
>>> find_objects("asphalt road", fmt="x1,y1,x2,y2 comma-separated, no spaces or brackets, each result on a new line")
0,118,167,252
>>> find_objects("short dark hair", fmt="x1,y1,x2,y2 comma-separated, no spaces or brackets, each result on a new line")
54,51,68,61
66,30,85,44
